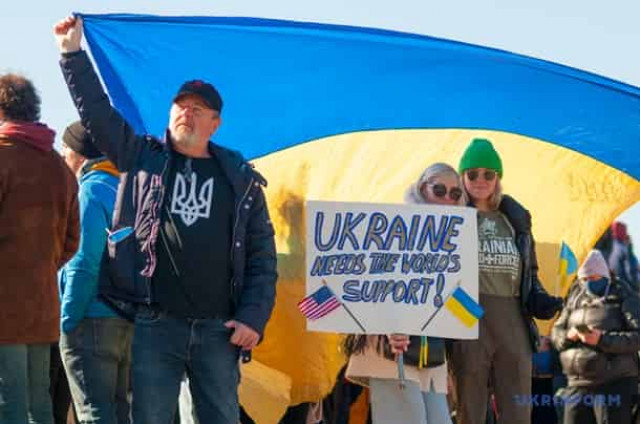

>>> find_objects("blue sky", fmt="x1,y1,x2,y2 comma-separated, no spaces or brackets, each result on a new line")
4,0,640,243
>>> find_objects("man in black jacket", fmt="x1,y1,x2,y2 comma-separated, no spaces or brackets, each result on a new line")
55,16,277,424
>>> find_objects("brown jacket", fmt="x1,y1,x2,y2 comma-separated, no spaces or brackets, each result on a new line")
0,137,79,344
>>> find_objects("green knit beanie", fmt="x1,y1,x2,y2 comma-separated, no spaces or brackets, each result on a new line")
458,138,503,178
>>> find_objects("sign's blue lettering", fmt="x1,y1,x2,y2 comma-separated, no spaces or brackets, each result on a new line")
314,211,464,253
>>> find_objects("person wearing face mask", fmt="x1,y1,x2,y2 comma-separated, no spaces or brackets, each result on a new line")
551,249,640,424
449,138,563,424
343,163,466,424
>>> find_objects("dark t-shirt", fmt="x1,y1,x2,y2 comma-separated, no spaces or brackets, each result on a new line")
153,152,235,318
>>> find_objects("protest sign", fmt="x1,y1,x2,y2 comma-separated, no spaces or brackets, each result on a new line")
301,200,480,338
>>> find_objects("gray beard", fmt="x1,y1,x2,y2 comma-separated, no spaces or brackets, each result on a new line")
172,130,197,149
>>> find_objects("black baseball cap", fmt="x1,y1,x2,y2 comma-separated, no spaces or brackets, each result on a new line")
173,80,223,112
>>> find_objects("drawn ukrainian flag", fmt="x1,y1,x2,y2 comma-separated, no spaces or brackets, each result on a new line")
445,287,485,328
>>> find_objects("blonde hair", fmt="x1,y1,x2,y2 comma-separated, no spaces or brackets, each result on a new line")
462,172,503,210
405,162,468,206
488,179,503,210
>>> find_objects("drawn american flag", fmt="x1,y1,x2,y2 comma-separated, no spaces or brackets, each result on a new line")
297,286,341,320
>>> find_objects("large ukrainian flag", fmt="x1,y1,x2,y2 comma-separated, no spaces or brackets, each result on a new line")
78,13,640,420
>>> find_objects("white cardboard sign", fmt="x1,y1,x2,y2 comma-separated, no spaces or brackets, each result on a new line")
303,200,479,338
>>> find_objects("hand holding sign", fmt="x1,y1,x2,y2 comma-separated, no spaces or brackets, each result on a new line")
387,334,410,353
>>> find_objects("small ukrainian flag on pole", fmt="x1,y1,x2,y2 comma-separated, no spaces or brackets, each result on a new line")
444,286,485,328
420,282,484,331
558,241,578,293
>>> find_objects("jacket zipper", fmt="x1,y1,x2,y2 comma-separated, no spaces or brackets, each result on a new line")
158,151,181,278
518,234,527,301
230,176,254,262
230,175,255,302
161,201,182,277
570,296,588,378
165,203,183,248
160,225,181,278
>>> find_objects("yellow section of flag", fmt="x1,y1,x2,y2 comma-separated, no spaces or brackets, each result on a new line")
445,297,479,328
239,360,292,424
250,128,640,404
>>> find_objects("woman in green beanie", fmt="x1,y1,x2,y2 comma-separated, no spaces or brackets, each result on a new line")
450,138,562,424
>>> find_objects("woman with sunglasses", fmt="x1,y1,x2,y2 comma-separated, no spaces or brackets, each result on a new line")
450,138,563,424
344,162,465,424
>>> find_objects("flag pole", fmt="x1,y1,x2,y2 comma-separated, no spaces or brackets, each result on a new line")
397,352,406,390
420,280,461,331
556,243,563,297
322,279,366,333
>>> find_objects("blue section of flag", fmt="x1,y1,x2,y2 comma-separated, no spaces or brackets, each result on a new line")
80,14,640,178
560,241,578,274
451,287,484,320
311,286,333,304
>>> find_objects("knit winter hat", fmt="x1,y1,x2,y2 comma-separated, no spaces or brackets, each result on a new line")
62,121,102,159
458,138,503,178
577,249,610,279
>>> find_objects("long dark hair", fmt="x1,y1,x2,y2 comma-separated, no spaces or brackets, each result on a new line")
343,334,389,356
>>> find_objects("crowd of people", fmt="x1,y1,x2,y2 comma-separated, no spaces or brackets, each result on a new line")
0,14,639,424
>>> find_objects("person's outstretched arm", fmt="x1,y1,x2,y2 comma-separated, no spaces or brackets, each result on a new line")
54,16,142,172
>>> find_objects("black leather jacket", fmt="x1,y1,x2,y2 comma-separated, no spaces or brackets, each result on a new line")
498,196,563,351
551,278,640,386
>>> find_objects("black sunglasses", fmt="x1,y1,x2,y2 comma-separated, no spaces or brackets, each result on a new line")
466,169,497,182
429,184,463,201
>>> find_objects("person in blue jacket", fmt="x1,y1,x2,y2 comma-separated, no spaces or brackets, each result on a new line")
58,121,134,424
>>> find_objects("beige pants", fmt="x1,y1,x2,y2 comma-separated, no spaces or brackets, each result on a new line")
450,295,532,424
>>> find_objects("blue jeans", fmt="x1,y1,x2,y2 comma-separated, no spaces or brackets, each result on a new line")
370,378,452,424
60,317,134,424
131,308,239,424
0,343,53,424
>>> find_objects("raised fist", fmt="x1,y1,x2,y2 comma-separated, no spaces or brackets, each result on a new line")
54,16,83,54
